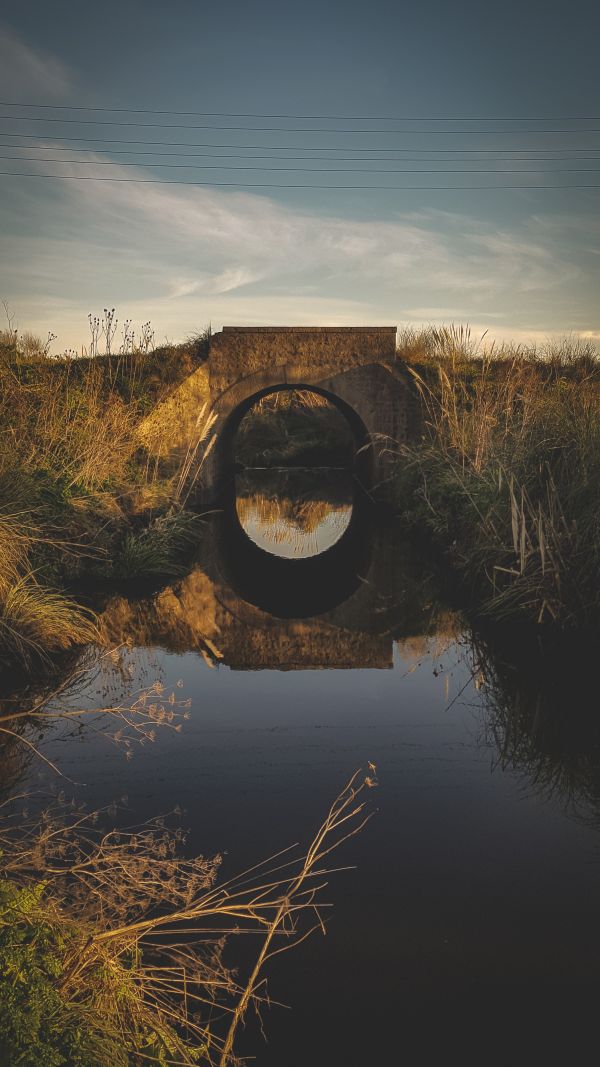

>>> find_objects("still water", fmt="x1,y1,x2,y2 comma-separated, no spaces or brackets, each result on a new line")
6,468,600,1062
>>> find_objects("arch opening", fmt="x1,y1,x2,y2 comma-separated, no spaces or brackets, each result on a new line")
215,384,371,565
234,388,356,470
215,382,373,496
214,480,373,618
206,383,374,607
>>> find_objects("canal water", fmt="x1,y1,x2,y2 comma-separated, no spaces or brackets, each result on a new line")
4,467,600,1063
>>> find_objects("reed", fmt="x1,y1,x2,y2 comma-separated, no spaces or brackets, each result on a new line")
395,327,600,627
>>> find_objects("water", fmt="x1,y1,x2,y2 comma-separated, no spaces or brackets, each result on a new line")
4,468,600,1063
236,468,353,557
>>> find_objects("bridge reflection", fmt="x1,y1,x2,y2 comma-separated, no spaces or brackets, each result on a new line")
99,488,452,672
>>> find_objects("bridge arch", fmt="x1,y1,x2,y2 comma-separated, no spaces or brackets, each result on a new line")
213,375,374,493
138,326,420,504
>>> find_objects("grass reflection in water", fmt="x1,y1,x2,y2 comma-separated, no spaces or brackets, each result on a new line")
235,468,353,558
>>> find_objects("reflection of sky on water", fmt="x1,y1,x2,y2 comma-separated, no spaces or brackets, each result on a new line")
239,502,352,557
6,498,600,1065
17,631,600,1067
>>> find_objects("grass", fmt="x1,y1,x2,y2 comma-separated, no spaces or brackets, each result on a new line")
0,747,375,1066
2,314,599,667
109,511,204,582
0,317,214,671
234,390,354,468
393,326,600,628
0,661,377,1065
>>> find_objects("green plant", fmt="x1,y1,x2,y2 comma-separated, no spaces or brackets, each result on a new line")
108,511,202,581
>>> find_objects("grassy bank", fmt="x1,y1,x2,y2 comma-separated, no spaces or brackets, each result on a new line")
0,320,212,673
2,317,599,670
392,326,600,628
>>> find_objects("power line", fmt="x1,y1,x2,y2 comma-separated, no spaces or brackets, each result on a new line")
6,144,600,163
2,170,599,190
4,133,599,153
4,155,600,174
2,114,600,134
1,101,599,122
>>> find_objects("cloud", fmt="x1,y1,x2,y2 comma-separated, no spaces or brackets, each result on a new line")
40,150,578,298
0,24,70,98
168,267,264,298
0,143,594,348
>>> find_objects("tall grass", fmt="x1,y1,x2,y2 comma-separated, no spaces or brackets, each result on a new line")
395,327,600,627
0,318,213,669
0,509,97,670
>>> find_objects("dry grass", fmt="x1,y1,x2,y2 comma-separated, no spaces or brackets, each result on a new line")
0,763,376,1065
0,508,97,670
0,317,216,669
394,327,600,626
0,665,376,1063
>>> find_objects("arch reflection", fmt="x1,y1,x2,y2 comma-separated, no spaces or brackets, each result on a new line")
235,469,353,560
216,468,371,619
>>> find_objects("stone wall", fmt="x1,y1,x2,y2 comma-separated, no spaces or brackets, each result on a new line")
208,325,397,394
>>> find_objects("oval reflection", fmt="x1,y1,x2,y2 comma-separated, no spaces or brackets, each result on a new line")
235,468,353,559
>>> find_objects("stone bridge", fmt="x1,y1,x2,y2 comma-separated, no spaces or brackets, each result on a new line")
140,325,418,501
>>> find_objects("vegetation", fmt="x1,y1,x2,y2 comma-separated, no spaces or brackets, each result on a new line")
0,719,375,1066
393,325,600,628
472,626,600,824
0,314,213,673
2,312,599,671
234,389,354,468
0,644,375,1066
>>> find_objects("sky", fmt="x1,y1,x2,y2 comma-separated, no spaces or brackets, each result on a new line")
1,0,599,353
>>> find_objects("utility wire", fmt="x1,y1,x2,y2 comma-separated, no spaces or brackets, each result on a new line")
4,155,600,174
2,114,600,134
6,144,600,163
2,171,599,190
1,101,600,122
3,133,599,153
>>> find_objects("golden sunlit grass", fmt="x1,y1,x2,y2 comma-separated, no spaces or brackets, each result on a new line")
0,318,216,669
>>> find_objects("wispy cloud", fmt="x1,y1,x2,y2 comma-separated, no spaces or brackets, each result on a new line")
0,24,70,98
0,143,594,348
